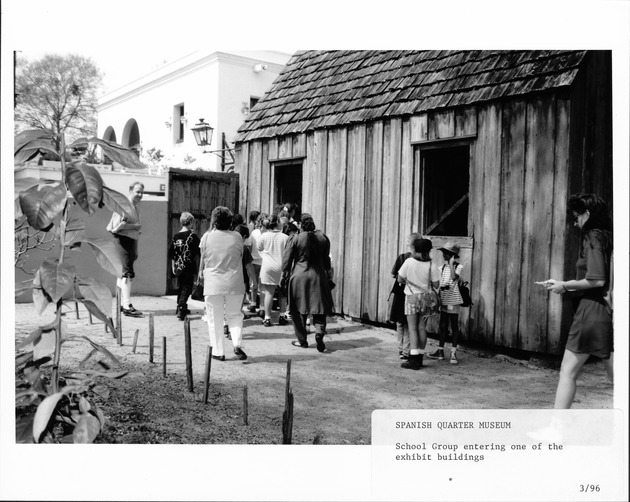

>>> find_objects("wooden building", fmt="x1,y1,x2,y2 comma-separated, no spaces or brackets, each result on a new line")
233,50,612,355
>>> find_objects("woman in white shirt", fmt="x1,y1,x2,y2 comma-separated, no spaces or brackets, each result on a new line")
257,213,289,326
396,237,441,370
199,206,247,361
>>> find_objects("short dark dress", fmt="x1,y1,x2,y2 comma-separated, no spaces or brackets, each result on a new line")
566,230,613,359
388,252,411,323
283,230,334,315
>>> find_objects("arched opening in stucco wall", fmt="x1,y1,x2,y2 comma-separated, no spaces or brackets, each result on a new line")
102,126,117,143
122,119,141,157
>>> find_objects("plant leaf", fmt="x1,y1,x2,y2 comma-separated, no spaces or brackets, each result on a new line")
14,129,57,164
32,270,52,315
66,335,121,366
16,414,36,443
74,137,147,170
65,161,104,215
83,238,123,276
16,351,34,370
33,329,56,360
16,327,43,349
72,413,101,443
63,217,86,246
32,392,65,443
77,277,112,315
68,369,128,379
79,396,91,413
19,182,67,231
91,385,110,401
79,300,116,336
101,186,135,220
39,260,76,303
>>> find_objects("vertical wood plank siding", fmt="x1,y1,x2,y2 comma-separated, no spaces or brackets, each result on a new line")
343,125,367,317
377,119,403,322
325,128,348,312
234,85,611,355
473,104,502,345
167,169,239,293
548,96,571,353
495,100,527,349
362,121,384,320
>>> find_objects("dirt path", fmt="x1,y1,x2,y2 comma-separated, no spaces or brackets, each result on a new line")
14,295,614,444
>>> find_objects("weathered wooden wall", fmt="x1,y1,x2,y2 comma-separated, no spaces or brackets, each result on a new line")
166,168,239,293
235,68,611,354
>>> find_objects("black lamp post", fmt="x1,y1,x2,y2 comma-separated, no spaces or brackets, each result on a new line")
191,118,214,154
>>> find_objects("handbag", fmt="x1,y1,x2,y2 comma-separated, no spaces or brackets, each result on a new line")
406,263,441,317
458,279,473,307
191,275,204,301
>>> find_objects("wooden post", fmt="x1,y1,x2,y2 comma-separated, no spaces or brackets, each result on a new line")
243,384,248,425
75,301,80,319
132,329,139,353
282,391,294,444
203,345,213,405
88,311,93,324
284,359,292,411
184,318,193,392
148,314,154,363
282,359,294,444
162,337,167,377
115,287,121,340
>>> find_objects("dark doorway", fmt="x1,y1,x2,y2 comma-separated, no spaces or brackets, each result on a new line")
275,162,303,210
421,145,470,236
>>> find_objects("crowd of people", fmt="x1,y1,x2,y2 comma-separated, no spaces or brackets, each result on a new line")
109,184,613,407
166,201,335,360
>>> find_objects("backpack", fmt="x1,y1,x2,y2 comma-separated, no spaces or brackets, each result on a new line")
172,232,195,276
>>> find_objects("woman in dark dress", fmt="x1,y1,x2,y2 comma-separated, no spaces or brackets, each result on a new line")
282,214,334,352
544,193,613,408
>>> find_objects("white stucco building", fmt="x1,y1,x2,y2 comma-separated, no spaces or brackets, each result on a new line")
96,50,291,172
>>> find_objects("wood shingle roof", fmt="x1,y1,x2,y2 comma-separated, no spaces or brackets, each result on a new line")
235,50,587,143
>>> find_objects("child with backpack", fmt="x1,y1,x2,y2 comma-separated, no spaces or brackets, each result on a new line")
427,242,464,364
170,212,201,320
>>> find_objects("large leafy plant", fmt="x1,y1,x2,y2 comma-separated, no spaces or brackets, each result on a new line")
15,129,146,443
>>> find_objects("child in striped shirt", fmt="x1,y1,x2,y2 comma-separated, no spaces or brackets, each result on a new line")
427,242,464,364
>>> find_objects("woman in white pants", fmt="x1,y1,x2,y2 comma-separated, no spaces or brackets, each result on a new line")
199,206,247,361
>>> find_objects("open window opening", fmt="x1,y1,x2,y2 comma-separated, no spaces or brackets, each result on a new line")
421,145,470,236
174,103,185,143
274,162,303,212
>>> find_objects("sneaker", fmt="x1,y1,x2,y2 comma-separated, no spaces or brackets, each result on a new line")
315,336,326,353
278,315,288,326
234,347,247,360
450,352,459,364
248,305,258,313
426,349,445,360
262,318,272,327
291,340,308,348
211,355,225,361
121,305,143,317
399,353,409,360
401,354,423,370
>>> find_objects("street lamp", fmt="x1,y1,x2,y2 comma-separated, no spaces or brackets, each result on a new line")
190,118,235,172
191,118,214,153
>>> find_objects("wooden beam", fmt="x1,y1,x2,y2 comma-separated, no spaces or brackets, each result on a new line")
425,194,469,234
